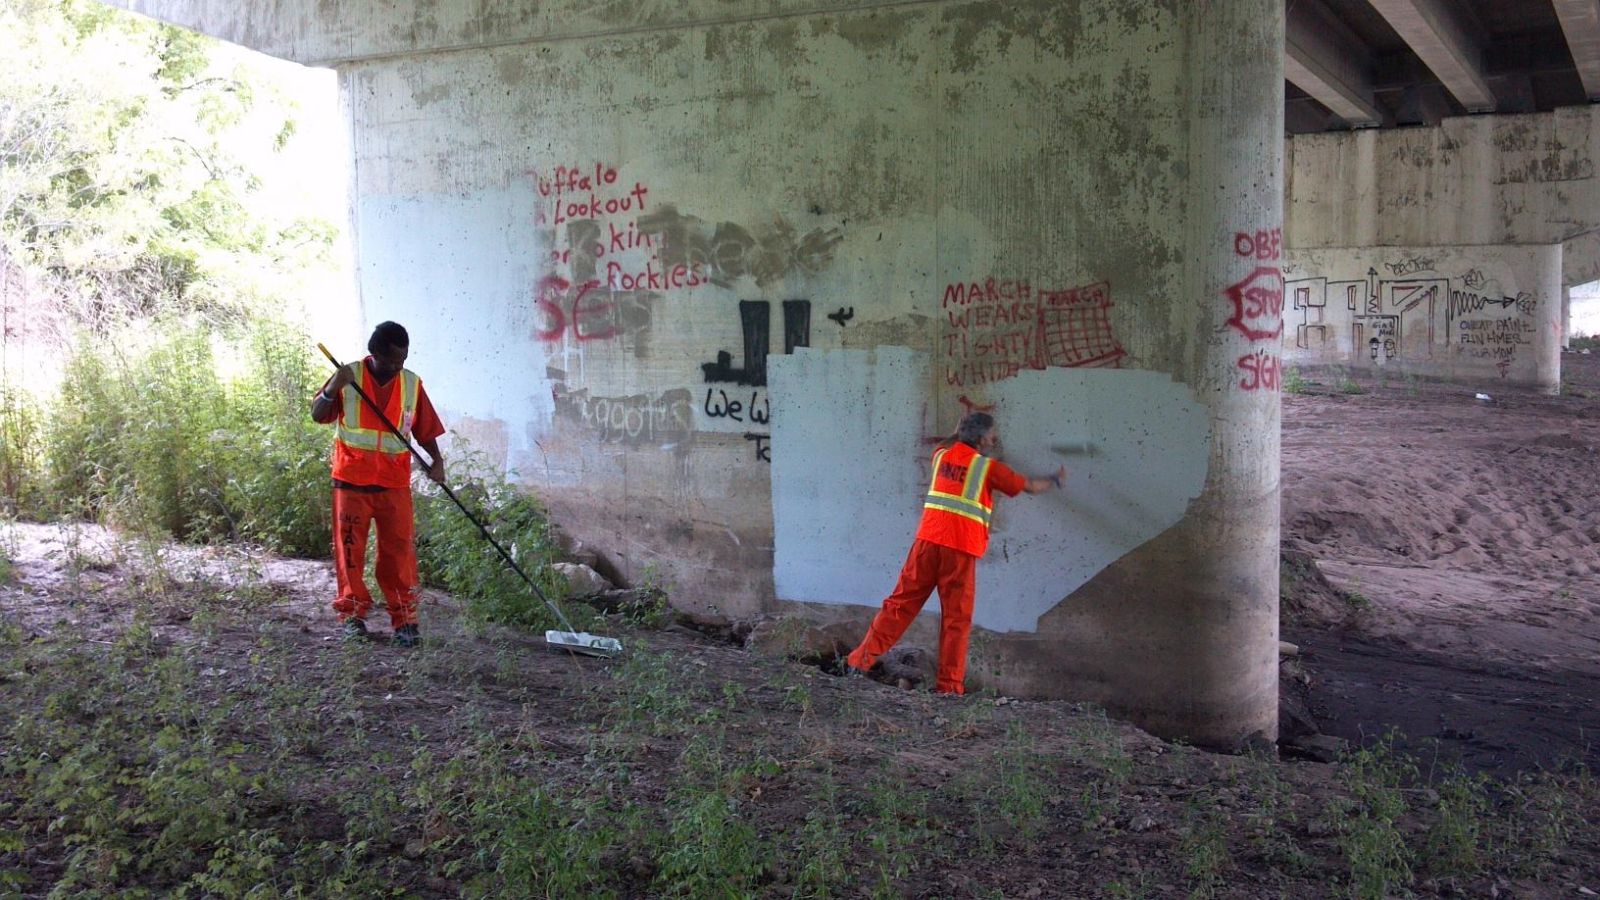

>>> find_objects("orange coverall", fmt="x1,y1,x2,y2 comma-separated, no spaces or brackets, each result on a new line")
847,441,1025,693
315,357,444,629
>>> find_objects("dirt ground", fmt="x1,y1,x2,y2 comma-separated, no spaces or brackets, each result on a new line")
2,359,1599,896
1281,353,1600,777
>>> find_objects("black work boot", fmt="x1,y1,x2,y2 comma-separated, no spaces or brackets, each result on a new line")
394,624,421,648
341,618,372,642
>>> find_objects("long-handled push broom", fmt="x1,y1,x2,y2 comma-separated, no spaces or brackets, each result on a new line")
318,343,623,658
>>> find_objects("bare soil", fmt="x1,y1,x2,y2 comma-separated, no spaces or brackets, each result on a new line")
1281,353,1600,777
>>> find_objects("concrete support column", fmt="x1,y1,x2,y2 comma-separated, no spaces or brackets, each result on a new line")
1564,285,1574,347
1157,0,1284,747
996,0,1284,750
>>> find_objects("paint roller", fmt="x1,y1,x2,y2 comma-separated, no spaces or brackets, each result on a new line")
1050,441,1097,457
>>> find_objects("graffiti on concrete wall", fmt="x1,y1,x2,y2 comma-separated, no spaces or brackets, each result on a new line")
637,205,843,290
533,274,656,352
940,278,1126,388
552,385,695,449
698,299,812,463
1285,260,1539,379
1223,228,1284,391
533,163,679,355
532,162,848,467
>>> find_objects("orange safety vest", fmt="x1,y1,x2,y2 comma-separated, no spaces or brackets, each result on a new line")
331,363,420,489
915,442,997,557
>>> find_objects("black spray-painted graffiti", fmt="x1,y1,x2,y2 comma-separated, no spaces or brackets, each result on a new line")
700,299,811,463
1287,267,1541,376
703,387,770,425
637,205,843,289
1384,256,1436,276
827,306,855,327
701,300,811,387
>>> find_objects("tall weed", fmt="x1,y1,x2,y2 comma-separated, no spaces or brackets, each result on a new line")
31,317,331,553
413,450,572,631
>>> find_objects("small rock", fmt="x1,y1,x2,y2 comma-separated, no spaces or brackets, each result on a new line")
552,562,613,598
1128,814,1157,833
1577,887,1596,896
1280,733,1345,763
1278,640,1299,657
402,838,427,859
1305,819,1335,838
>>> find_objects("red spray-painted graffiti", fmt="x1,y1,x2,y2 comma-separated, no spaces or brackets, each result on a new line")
534,274,654,348
940,279,1125,387
1039,282,1127,368
1223,266,1285,342
1233,228,1282,261
1237,348,1281,391
536,164,651,228
1225,228,1285,392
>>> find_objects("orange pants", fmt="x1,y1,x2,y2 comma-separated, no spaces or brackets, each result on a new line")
331,486,419,628
847,539,977,694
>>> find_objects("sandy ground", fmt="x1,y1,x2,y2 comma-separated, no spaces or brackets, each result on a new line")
1282,352,1600,774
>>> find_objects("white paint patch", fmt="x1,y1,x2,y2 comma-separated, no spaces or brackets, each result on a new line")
356,188,547,471
1572,281,1600,337
769,347,930,609
771,351,1210,632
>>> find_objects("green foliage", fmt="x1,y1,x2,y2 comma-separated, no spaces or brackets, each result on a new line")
1282,366,1308,394
413,457,573,631
790,766,850,898
952,721,1052,854
863,768,936,897
0,0,332,332
216,321,335,556
657,789,766,896
0,384,46,514
1180,799,1231,899
1335,732,1416,899
1422,767,1489,879
30,317,330,553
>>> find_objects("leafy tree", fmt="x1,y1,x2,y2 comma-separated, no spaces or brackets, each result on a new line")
0,0,334,334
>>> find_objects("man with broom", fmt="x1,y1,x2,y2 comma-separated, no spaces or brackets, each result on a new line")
311,321,446,647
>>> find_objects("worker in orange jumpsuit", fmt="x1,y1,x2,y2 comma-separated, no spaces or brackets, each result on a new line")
311,321,447,647
845,411,1064,694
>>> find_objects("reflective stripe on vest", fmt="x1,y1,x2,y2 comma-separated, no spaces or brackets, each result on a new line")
923,446,994,527
335,365,418,455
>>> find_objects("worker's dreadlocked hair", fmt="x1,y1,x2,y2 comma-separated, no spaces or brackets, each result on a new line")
368,321,410,355
953,411,994,447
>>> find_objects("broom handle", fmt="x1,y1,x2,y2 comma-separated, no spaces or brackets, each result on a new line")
316,343,580,636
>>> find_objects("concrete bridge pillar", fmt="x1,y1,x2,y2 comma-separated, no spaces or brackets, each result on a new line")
1017,0,1284,748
